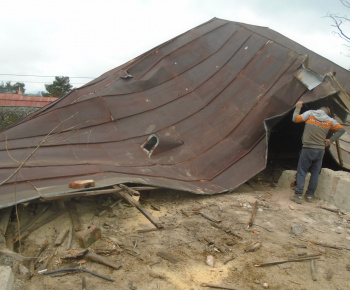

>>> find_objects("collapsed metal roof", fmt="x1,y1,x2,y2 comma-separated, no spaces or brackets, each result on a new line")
1,18,349,209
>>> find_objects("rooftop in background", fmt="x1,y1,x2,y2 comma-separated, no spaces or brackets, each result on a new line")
0,93,58,107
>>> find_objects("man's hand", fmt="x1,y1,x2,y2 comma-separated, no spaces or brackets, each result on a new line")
325,139,332,147
296,101,303,108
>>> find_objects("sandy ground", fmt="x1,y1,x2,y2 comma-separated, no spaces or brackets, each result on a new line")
1,175,350,290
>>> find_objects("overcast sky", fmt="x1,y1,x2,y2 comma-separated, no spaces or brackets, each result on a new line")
1,0,350,93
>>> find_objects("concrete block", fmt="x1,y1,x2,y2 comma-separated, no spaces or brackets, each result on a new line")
318,169,350,212
278,168,350,212
76,225,101,248
277,170,297,189
0,265,14,290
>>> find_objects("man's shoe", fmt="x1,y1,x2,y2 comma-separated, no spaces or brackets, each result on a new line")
290,194,303,204
306,195,314,203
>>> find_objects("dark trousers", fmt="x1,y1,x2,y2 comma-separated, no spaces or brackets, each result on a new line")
295,147,325,196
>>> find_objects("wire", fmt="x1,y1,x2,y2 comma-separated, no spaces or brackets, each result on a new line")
0,73,94,79
0,80,87,85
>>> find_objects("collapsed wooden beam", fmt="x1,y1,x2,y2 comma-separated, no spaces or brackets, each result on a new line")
113,185,163,229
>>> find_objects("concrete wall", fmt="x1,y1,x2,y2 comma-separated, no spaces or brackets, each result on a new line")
0,106,38,131
278,168,350,212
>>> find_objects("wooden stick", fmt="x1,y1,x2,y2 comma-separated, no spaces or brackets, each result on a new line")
66,227,73,250
119,184,140,196
32,240,49,270
42,187,124,201
299,238,350,251
223,257,235,265
247,201,258,229
0,207,12,236
310,259,317,281
6,232,14,251
320,207,342,214
68,203,81,232
113,186,163,229
200,283,238,290
13,205,50,236
156,252,178,264
200,212,221,223
255,256,320,267
86,252,122,270
137,225,177,233
14,210,64,242
54,228,69,246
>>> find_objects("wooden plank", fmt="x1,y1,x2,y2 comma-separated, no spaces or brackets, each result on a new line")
67,202,81,232
41,188,123,201
86,252,122,270
0,207,12,236
113,186,163,229
247,201,258,229
156,251,178,264
14,210,65,243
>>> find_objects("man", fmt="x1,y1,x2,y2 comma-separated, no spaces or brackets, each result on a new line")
291,101,346,204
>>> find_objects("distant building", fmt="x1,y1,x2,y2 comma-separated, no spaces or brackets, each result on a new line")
0,93,58,130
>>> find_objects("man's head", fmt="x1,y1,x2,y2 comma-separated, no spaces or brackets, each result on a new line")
320,106,330,116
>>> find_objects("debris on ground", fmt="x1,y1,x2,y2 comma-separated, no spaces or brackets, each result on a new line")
0,170,350,289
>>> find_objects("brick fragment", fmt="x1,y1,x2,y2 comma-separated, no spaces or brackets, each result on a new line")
76,225,101,248
69,180,95,189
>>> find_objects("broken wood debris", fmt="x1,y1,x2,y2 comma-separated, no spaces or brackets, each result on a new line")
60,249,89,260
54,228,69,246
98,199,121,217
67,202,81,232
0,207,12,236
113,185,163,229
299,238,350,251
223,257,235,265
326,269,333,280
310,259,317,281
244,242,261,252
247,201,258,229
14,210,65,243
255,256,321,267
320,206,344,215
76,225,101,248
82,276,87,290
31,240,49,270
200,211,222,223
66,227,73,250
181,209,192,218
86,252,122,270
119,184,140,196
209,222,243,240
42,267,114,282
137,225,177,233
12,204,50,237
0,248,38,261
200,283,238,290
156,251,179,264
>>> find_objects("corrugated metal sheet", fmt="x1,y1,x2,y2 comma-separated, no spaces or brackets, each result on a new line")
0,94,58,107
0,18,349,209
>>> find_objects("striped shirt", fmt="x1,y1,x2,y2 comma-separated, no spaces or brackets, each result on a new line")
293,107,345,149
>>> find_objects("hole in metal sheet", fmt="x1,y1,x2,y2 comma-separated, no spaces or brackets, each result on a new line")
141,134,159,157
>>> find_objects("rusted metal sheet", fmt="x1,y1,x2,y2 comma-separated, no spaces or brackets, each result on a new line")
0,18,349,209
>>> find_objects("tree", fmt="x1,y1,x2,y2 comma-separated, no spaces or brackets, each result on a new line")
326,0,350,56
41,76,73,98
0,81,26,94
